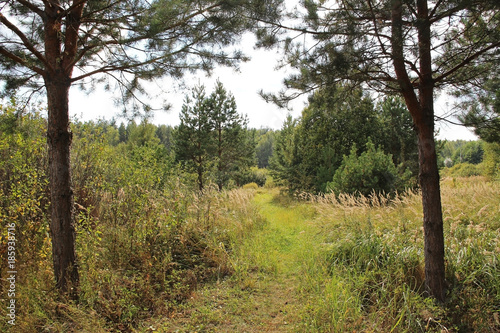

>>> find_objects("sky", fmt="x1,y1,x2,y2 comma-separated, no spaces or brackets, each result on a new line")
68,34,478,141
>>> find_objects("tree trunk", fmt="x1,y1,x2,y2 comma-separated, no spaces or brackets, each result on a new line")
391,0,446,302
197,163,204,191
416,119,446,302
217,127,223,191
45,74,79,297
416,0,446,302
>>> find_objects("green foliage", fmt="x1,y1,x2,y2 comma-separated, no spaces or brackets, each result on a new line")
376,96,419,176
254,129,275,168
209,81,255,190
0,0,281,108
270,87,418,194
293,85,382,192
237,167,268,187
174,84,215,190
174,82,254,190
438,140,485,169
482,142,500,179
443,163,482,178
268,115,299,188
126,119,160,147
456,61,500,143
451,141,484,165
0,100,49,269
326,140,412,196
156,124,174,152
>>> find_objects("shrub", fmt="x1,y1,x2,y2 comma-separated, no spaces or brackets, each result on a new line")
264,175,275,188
482,142,500,179
444,162,482,177
243,182,259,190
237,167,268,187
326,140,412,196
0,102,49,268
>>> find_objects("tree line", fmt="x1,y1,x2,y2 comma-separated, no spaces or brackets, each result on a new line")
269,86,419,195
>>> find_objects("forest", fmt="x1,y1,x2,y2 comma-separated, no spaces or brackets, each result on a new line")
0,0,499,332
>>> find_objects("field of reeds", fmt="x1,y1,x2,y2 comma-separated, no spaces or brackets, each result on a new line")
293,176,500,332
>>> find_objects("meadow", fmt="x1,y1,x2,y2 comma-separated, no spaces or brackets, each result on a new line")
0,108,498,332
148,178,499,332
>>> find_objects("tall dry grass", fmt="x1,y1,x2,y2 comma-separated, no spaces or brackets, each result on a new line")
299,177,499,332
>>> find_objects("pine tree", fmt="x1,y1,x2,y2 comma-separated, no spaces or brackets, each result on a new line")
0,0,283,294
209,81,252,190
175,85,214,191
174,82,253,191
258,0,499,301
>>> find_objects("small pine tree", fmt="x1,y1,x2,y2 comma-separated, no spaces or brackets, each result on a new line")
174,85,214,191
174,82,253,190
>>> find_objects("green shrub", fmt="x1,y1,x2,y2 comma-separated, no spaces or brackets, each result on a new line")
236,167,268,187
0,102,49,266
482,142,500,179
444,162,482,177
264,175,275,188
243,182,259,190
326,140,412,196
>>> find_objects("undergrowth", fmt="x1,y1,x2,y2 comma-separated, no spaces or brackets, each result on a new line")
1,105,498,332
0,110,264,332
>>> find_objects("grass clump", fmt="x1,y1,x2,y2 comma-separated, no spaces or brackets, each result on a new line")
242,182,259,190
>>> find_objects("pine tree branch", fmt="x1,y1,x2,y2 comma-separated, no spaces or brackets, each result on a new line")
0,12,49,70
434,41,500,85
0,46,46,76
16,0,45,17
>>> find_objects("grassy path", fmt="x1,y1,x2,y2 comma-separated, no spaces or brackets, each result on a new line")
136,180,500,332
152,189,321,332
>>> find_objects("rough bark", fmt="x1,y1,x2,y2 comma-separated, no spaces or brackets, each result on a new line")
416,0,446,302
42,1,84,297
391,0,446,302
45,75,79,297
416,117,446,302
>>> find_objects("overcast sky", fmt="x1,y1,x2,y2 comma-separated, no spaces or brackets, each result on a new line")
68,33,478,141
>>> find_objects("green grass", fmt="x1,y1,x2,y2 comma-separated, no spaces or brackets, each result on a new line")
2,178,498,332
146,179,499,332
143,188,319,332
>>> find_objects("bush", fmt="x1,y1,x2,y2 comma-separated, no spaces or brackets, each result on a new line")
0,101,49,271
326,140,412,196
236,167,268,187
444,162,482,177
264,175,275,188
482,142,500,179
242,182,259,190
